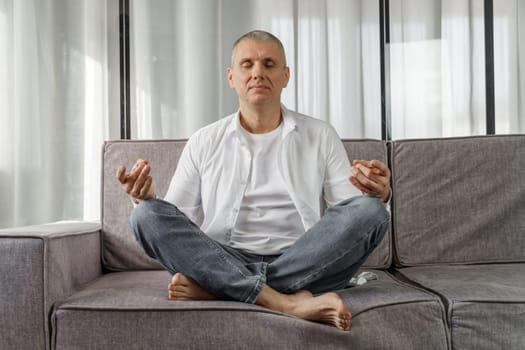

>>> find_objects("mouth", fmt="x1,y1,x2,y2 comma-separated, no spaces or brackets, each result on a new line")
249,85,270,91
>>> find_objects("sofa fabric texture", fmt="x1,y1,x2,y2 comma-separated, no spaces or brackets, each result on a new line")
397,264,525,349
1,238,45,350
53,270,448,350
2,135,524,350
0,222,102,350
391,135,525,266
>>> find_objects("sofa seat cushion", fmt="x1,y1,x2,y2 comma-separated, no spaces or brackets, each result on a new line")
397,264,525,350
53,270,448,350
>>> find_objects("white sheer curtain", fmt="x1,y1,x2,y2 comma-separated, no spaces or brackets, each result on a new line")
0,0,119,228
389,0,487,139
3,0,523,228
494,0,525,133
389,0,525,138
130,0,382,139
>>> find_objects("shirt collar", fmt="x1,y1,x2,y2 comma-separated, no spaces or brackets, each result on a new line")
227,104,297,140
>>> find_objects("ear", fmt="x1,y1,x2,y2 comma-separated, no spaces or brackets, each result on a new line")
227,67,235,88
283,66,290,88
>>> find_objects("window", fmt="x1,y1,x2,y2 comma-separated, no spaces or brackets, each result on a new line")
129,0,382,139
389,0,487,139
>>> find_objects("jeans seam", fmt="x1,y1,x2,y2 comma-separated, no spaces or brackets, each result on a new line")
242,262,267,303
147,200,258,298
169,203,249,281
178,210,268,303
139,199,270,303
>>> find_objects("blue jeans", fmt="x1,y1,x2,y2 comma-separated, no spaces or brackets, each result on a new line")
130,196,389,304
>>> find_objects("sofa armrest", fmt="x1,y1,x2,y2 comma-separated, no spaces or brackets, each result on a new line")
0,221,102,350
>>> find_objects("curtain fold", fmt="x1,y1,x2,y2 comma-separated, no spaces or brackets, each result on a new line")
130,0,382,139
390,0,486,139
130,0,525,140
0,0,118,228
494,0,525,133
390,0,524,138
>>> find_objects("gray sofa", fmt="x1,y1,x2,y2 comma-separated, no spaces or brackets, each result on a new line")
1,135,524,350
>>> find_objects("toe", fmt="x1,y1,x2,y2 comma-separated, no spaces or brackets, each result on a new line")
171,273,183,284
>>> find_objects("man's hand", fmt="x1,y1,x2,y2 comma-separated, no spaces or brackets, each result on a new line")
349,159,391,203
116,159,156,203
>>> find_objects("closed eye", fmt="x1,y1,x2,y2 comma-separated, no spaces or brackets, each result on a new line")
240,60,253,68
264,59,276,67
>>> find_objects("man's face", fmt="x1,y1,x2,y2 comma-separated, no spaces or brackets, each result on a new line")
228,39,290,107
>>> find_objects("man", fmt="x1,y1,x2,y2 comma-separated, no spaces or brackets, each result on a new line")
117,30,390,331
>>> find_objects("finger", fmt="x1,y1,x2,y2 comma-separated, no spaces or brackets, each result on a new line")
370,160,390,176
132,159,146,171
356,163,373,177
355,159,383,176
116,166,126,183
352,171,384,195
131,165,151,197
122,162,144,192
129,160,148,182
119,167,138,195
353,164,381,185
131,159,148,174
355,163,389,187
352,165,374,189
352,161,389,197
352,163,369,177
350,176,376,195
139,176,153,198
352,159,372,168
350,176,366,192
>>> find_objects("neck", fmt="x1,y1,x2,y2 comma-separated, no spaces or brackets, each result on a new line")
239,103,282,134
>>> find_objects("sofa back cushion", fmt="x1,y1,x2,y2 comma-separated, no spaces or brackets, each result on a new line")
102,140,184,270
391,135,525,266
102,139,391,271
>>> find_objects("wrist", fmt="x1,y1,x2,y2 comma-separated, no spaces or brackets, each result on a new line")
131,193,156,204
380,189,391,203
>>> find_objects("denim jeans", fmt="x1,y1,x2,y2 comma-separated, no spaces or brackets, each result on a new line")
130,196,389,304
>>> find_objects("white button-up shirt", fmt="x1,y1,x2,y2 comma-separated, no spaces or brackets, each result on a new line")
164,105,361,246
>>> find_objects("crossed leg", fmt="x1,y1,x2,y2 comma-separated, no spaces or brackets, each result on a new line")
168,273,351,331
132,197,387,332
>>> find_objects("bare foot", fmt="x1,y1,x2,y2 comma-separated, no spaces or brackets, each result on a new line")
294,290,314,300
166,275,350,330
167,273,216,301
256,286,351,331
289,292,352,331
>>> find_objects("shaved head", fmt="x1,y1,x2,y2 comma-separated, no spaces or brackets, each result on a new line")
231,30,287,66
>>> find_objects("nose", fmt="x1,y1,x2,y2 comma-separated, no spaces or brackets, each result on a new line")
251,62,264,79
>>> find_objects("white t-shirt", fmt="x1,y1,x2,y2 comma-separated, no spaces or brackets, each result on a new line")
165,106,364,255
231,123,305,255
